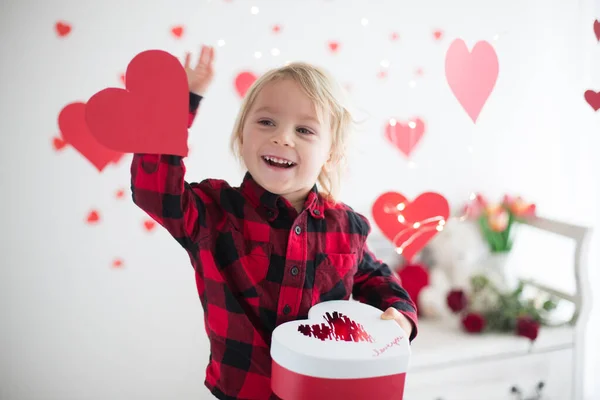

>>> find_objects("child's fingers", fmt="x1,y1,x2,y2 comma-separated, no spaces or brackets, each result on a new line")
207,46,215,64
183,52,191,69
198,45,208,66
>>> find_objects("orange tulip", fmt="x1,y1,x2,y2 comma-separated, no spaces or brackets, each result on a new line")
503,195,536,218
487,208,509,232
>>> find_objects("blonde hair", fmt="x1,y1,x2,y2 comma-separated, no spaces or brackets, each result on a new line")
230,62,355,203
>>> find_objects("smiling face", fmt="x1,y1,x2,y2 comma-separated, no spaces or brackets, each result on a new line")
240,78,333,209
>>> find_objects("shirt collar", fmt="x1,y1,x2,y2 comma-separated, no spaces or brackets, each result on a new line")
240,172,325,220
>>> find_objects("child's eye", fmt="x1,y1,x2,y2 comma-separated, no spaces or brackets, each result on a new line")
297,127,314,135
258,119,274,126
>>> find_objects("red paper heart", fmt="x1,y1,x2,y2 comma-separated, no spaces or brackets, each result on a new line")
272,24,282,33
433,30,443,40
115,188,125,199
234,71,258,98
171,25,184,38
55,21,71,37
584,90,600,111
86,210,100,224
85,50,189,156
384,118,425,158
144,219,156,232
52,136,67,151
298,311,374,343
390,32,400,41
112,258,124,268
594,20,600,42
58,102,123,171
328,41,340,52
372,192,449,262
119,73,126,86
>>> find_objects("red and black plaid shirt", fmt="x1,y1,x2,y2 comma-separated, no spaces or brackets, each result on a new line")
130,93,418,400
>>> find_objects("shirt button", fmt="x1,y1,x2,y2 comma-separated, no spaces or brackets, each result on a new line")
283,305,291,315
290,266,299,276
313,209,320,215
294,225,302,235
266,210,274,218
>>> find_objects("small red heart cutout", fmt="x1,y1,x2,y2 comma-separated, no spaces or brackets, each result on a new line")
272,24,282,33
144,219,156,232
594,20,600,42
55,21,71,37
377,70,388,79
372,192,449,262
390,32,400,41
171,25,184,38
119,73,126,86
384,118,425,158
584,90,600,111
234,71,258,98
112,258,124,268
52,136,67,151
328,41,340,53
58,102,124,171
86,210,100,224
85,50,189,156
433,30,443,40
115,188,125,199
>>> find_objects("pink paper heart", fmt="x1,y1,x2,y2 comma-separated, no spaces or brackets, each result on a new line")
384,118,425,158
445,39,499,123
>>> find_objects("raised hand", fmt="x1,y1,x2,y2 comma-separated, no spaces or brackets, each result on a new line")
184,45,215,96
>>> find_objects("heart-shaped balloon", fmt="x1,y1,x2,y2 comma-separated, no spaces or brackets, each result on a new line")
445,39,499,123
372,192,450,262
271,300,410,400
58,102,124,172
234,71,258,98
384,118,425,158
85,49,189,156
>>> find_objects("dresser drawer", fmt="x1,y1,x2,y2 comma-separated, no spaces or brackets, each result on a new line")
403,348,572,400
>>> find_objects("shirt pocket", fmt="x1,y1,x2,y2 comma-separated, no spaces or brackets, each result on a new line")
313,252,358,303
240,241,271,291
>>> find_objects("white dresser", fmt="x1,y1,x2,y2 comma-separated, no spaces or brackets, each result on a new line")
400,217,593,400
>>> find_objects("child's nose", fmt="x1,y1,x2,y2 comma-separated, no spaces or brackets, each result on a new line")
271,127,295,146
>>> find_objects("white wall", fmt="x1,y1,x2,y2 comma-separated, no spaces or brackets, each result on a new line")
0,0,598,399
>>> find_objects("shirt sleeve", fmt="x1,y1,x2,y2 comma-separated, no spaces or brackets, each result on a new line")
129,92,214,249
352,216,419,342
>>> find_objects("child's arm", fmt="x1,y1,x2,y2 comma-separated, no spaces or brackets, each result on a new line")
130,45,216,247
352,217,418,342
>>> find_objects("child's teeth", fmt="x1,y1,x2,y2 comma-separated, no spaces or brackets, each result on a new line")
265,156,293,165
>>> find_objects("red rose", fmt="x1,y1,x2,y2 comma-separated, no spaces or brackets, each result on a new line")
446,289,468,313
516,316,540,341
461,312,486,333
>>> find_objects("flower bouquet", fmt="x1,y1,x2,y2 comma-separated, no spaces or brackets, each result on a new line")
463,194,536,253
446,274,558,342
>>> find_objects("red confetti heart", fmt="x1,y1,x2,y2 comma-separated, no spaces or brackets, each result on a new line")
584,90,600,111
55,21,71,37
58,102,124,171
414,67,424,76
377,70,388,79
328,41,340,53
86,210,100,224
52,136,67,151
594,20,600,42
372,192,449,262
272,24,282,33
112,258,124,268
119,73,126,86
298,311,374,343
433,30,443,40
144,219,156,232
384,118,425,158
171,25,184,38
85,50,189,156
390,32,400,41
115,188,125,199
234,71,258,98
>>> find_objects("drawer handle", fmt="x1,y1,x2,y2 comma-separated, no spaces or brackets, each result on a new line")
509,381,545,400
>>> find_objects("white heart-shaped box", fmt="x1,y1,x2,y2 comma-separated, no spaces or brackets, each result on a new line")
270,300,411,400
